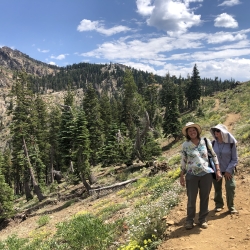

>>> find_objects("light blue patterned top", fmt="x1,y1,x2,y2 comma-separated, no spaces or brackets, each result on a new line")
181,138,219,176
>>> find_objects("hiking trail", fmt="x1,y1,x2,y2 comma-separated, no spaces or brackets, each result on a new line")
158,106,249,250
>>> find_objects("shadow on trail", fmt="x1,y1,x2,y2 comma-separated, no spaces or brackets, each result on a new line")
166,210,230,240
207,210,230,222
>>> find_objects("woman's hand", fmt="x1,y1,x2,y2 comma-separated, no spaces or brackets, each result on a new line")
216,169,222,181
180,175,185,187
224,172,232,180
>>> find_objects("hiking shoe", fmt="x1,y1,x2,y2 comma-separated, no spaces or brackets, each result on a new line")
185,222,194,230
199,221,208,229
230,209,238,214
215,207,223,212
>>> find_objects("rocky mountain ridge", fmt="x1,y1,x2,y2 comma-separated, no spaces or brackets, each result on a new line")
0,46,59,88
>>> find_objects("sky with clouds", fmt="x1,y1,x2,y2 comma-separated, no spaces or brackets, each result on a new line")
0,0,250,81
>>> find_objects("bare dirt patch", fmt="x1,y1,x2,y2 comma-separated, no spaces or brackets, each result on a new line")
158,172,250,250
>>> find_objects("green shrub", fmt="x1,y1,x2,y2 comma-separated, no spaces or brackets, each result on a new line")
0,235,28,250
37,215,50,227
96,202,127,220
168,155,181,166
55,213,115,250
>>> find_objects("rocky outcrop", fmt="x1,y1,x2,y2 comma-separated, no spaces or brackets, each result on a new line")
0,46,59,87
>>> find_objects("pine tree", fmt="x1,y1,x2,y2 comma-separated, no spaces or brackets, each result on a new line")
144,84,160,127
99,91,112,139
0,149,13,187
58,91,75,171
121,69,143,139
186,64,201,108
33,94,49,184
73,109,91,191
101,122,121,166
48,106,62,183
140,131,162,161
10,72,45,200
0,169,14,222
161,74,181,140
82,85,104,166
177,82,185,113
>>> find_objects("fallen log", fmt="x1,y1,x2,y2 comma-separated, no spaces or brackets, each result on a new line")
90,178,138,195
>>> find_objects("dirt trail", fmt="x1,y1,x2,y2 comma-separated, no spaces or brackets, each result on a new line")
158,107,248,250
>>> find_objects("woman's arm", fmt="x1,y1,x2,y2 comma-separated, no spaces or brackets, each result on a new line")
226,143,238,174
207,139,222,180
180,146,187,187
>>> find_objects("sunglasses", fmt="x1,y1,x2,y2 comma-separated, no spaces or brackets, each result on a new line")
214,129,221,133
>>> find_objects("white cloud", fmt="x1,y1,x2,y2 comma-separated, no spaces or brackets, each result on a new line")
214,13,238,28
77,19,131,36
211,40,250,50
123,61,156,73
81,28,250,62
148,0,202,34
136,0,202,34
77,19,99,31
124,58,250,81
194,58,250,81
136,0,155,16
97,26,131,36
37,48,49,53
51,54,67,60
81,35,204,61
165,48,250,62
206,31,246,44
48,61,56,65
218,0,241,7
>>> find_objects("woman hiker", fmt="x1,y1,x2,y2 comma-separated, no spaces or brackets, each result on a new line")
180,122,222,229
210,124,238,214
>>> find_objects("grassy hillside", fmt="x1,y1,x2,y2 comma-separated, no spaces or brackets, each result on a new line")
0,81,250,250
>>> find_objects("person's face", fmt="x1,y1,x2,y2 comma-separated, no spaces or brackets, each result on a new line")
214,129,222,138
187,127,198,139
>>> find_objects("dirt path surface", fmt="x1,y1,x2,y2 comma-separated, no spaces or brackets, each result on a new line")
158,111,248,250
158,173,250,250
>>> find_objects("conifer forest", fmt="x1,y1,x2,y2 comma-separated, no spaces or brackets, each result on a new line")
0,62,238,222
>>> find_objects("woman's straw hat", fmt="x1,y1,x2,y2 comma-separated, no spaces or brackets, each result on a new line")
182,122,202,136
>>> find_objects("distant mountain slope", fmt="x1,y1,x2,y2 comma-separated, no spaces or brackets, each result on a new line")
0,46,59,87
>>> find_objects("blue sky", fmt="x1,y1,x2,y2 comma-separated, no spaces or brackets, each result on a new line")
1,0,250,82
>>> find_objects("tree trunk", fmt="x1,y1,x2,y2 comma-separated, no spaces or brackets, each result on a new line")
24,180,33,201
81,174,91,193
50,146,54,184
23,137,45,202
134,111,152,161
88,173,97,185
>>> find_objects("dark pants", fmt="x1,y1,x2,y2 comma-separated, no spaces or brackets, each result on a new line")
185,173,213,223
213,174,236,211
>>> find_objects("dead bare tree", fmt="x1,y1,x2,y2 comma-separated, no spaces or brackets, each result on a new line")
134,111,153,161
22,136,45,202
